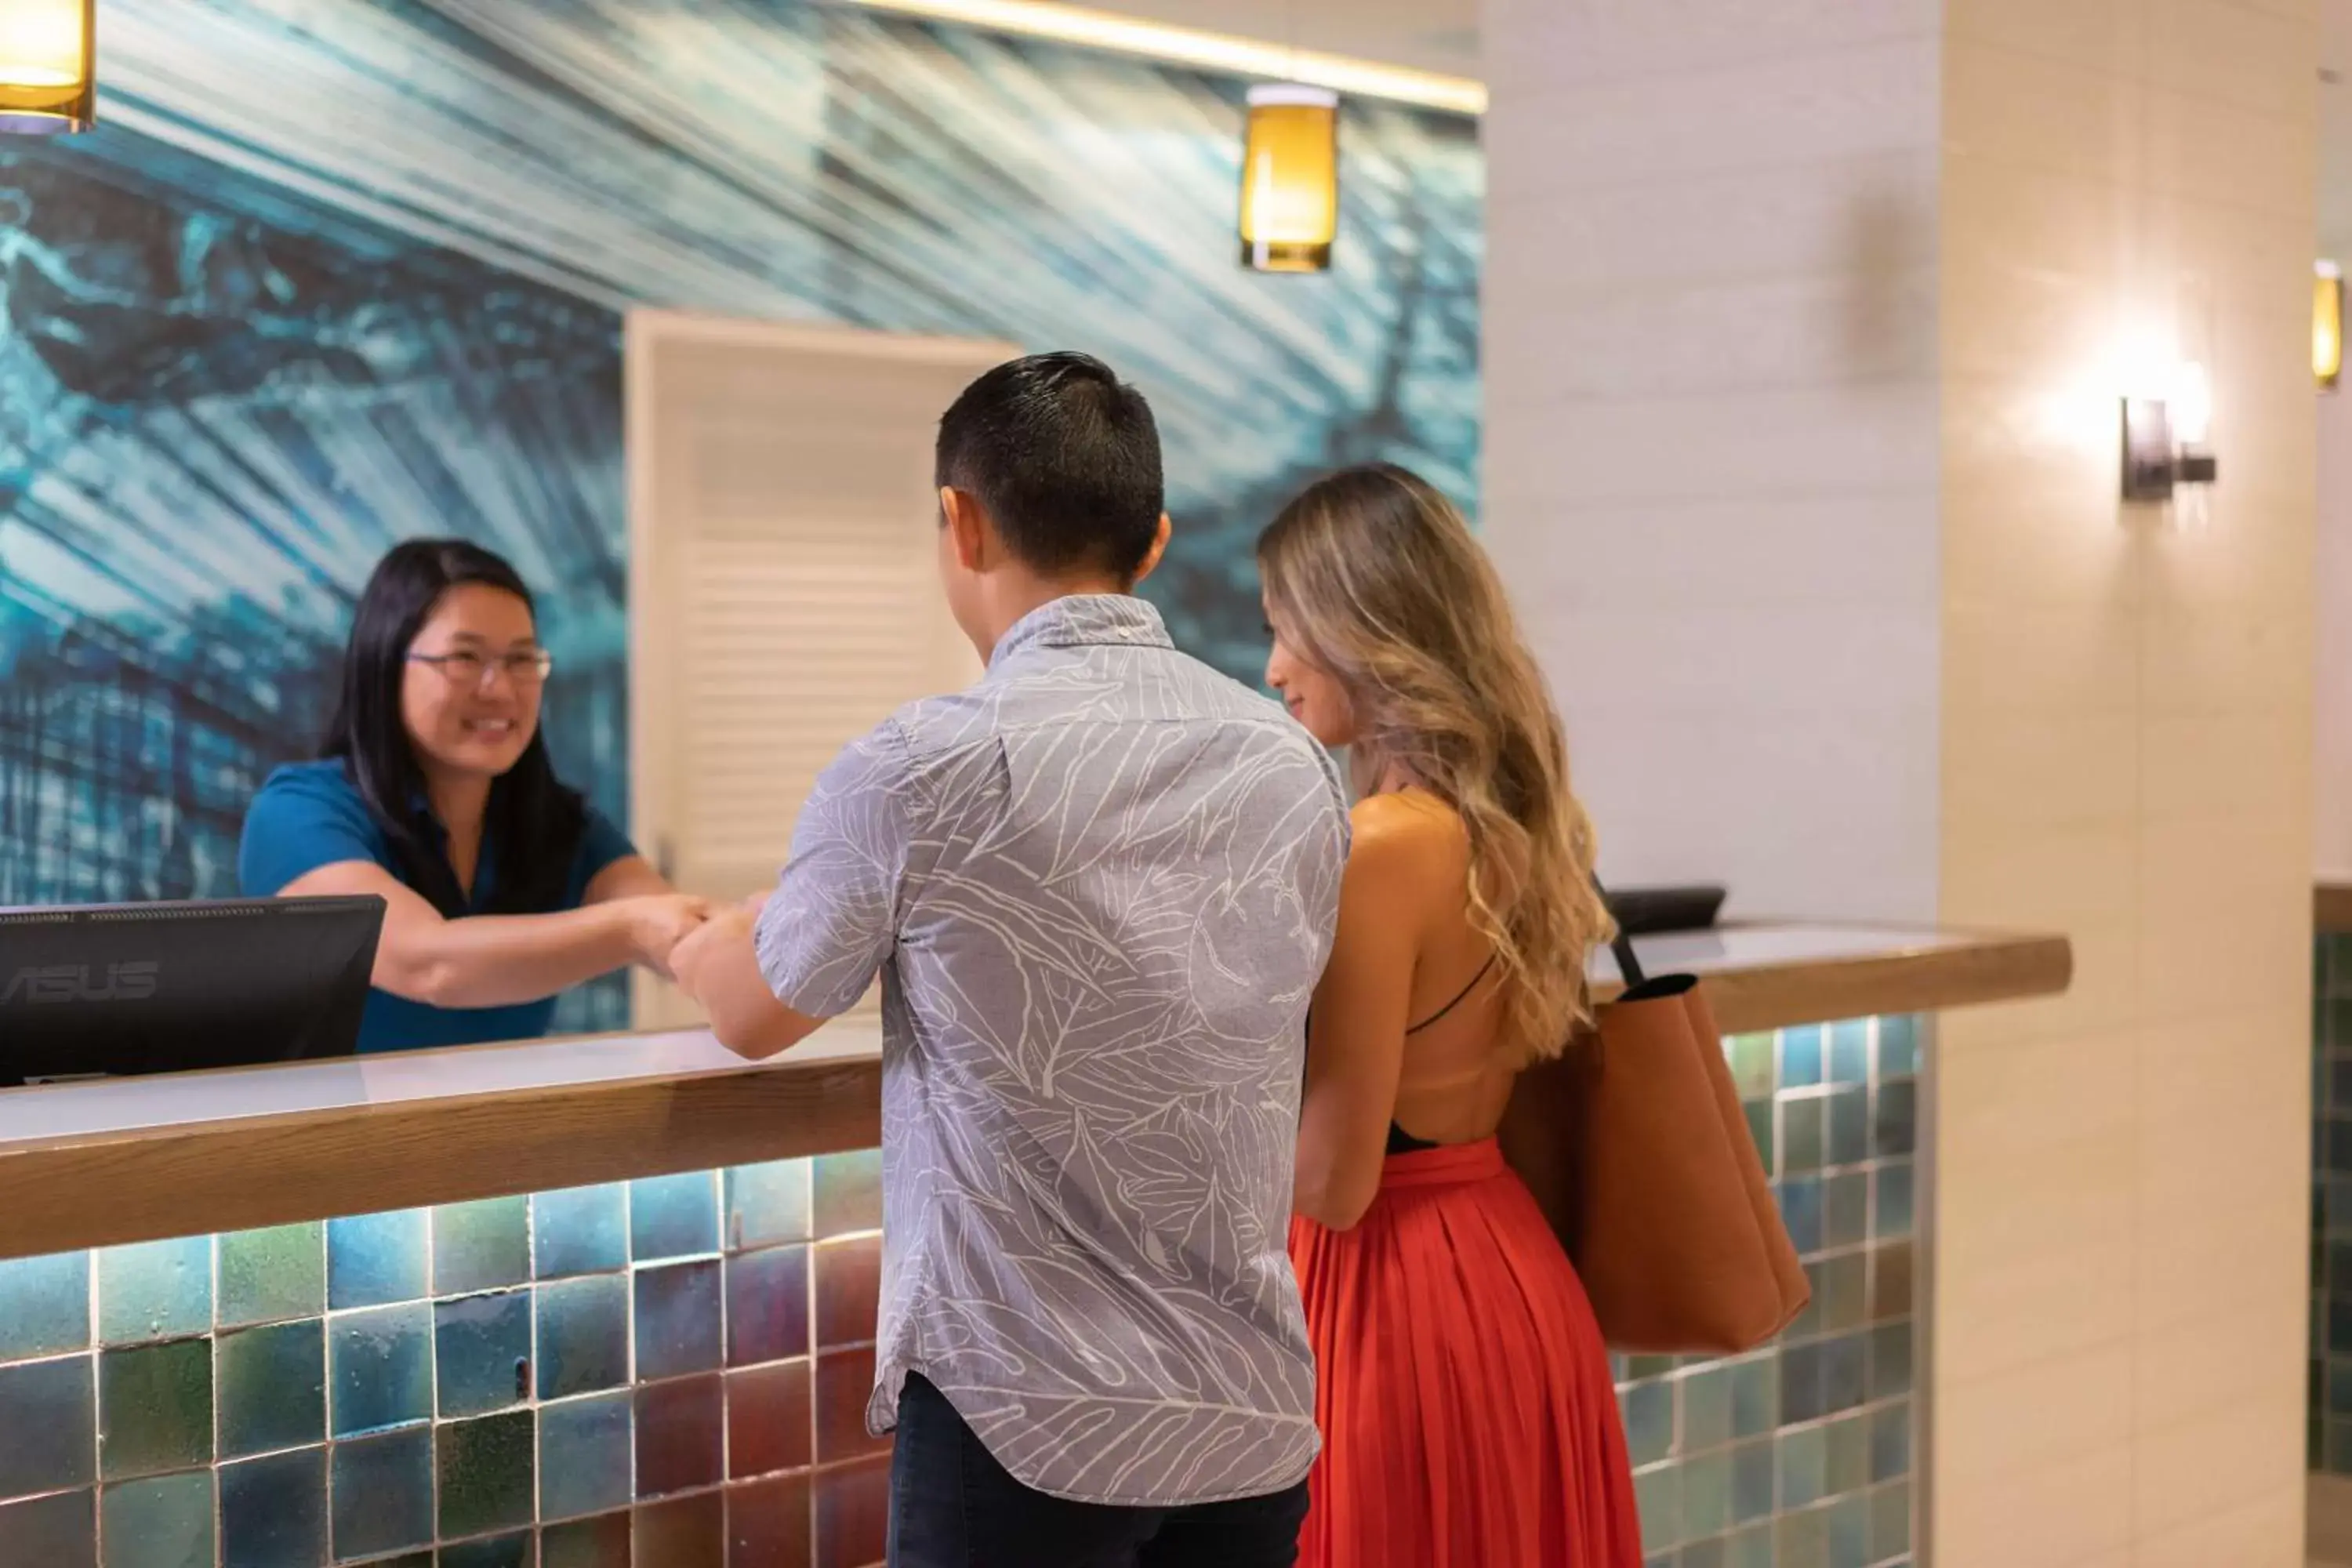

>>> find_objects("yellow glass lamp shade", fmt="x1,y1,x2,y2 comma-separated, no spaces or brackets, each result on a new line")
1240,83,1338,274
0,0,94,135
2319,262,2344,392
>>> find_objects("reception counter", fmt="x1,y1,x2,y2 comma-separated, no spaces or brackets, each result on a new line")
0,922,2068,1568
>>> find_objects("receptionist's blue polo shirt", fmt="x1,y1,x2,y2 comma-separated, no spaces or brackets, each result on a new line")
238,760,636,1053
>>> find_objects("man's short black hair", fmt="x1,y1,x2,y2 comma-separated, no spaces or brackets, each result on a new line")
935,351,1164,582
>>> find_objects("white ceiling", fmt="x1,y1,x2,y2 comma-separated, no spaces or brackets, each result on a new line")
1079,0,1478,76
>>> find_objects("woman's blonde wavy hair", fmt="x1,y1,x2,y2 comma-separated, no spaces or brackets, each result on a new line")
1258,463,1613,1060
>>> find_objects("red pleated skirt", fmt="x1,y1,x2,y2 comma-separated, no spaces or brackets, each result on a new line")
1288,1137,1644,1568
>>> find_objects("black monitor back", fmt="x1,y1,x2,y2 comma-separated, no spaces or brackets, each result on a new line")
0,897,384,1087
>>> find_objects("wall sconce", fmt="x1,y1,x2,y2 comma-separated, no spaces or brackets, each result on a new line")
1239,84,1338,274
2320,262,2344,391
2121,361,2216,503
0,0,94,135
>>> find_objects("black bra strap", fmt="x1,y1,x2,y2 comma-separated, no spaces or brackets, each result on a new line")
1405,953,1498,1035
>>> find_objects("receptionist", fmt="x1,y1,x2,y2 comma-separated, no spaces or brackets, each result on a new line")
238,539,709,1052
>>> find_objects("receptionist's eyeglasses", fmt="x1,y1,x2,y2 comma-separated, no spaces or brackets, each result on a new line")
406,649,555,690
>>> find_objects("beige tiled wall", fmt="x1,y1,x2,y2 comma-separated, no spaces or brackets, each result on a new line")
1479,2,1947,925
1936,2,2318,1564
1486,0,2320,1563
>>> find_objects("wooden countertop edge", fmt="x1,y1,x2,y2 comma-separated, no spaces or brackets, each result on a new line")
1680,931,2073,1036
2319,883,2352,934
0,1055,884,1261
0,931,2069,1261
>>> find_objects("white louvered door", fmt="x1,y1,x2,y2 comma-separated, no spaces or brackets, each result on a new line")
626,312,1011,1030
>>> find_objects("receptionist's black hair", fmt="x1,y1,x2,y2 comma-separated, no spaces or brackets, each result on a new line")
321,539,586,917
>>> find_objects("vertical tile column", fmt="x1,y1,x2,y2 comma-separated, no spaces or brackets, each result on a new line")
1934,5,2316,1565
1483,2,2321,1565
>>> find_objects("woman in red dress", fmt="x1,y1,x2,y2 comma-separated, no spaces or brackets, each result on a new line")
1259,464,1643,1568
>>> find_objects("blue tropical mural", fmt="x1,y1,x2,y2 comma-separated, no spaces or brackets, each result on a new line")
0,0,1483,1022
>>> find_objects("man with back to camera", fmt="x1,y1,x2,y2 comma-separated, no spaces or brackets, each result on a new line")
669,351,1352,1567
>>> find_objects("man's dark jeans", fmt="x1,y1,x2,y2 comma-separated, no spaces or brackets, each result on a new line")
886,1374,1311,1568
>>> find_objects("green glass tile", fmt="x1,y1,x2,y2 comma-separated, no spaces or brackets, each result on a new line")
96,1238,212,1345
813,1149,884,1235
0,1251,90,1360
1730,1437,1773,1525
1871,1479,1912,1561
1869,1400,1911,1484
1780,1342,1823,1425
1679,1540,1726,1568
217,1222,323,1328
1779,1423,1827,1510
218,1319,325,1459
1681,1451,1730,1541
630,1173,718,1262
1872,1080,1917,1159
1878,1015,1919,1078
1870,1322,1915,1403
328,1211,427,1311
441,1531,532,1568
1635,1465,1682,1553
1741,1102,1774,1174
1828,1491,1868,1568
1780,1027,1824,1088
1730,1355,1777,1440
1824,1172,1867,1252
101,1471,212,1568
1783,1097,1824,1176
541,1390,633,1522
539,1274,630,1400
1871,1240,1915,1324
1821,1253,1866,1334
0,1488,94,1567
1778,1177,1823,1256
330,1303,431,1438
0,1355,95,1496
437,1289,532,1418
100,1340,212,1481
543,1512,633,1568
1822,1332,1866,1415
1621,1379,1672,1467
1824,1411,1869,1497
1728,1035,1775,1100
438,1409,536,1538
1626,1354,1678,1383
331,1425,432,1561
1786,1262,1824,1342
1826,1087,1867,1167
1775,1502,1828,1565
1828,1021,1869,1085
728,1160,814,1250
1874,1164,1915,1240
1681,1367,1731,1455
1872,1241,1910,1326
535,1184,627,1279
1726,1521,1773,1568
434,1196,531,1296
220,1446,325,1568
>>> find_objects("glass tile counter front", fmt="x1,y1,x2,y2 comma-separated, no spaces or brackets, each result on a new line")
0,1014,1927,1568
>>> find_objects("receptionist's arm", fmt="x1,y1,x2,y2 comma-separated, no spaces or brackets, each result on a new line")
276,860,709,1011
242,772,706,1012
